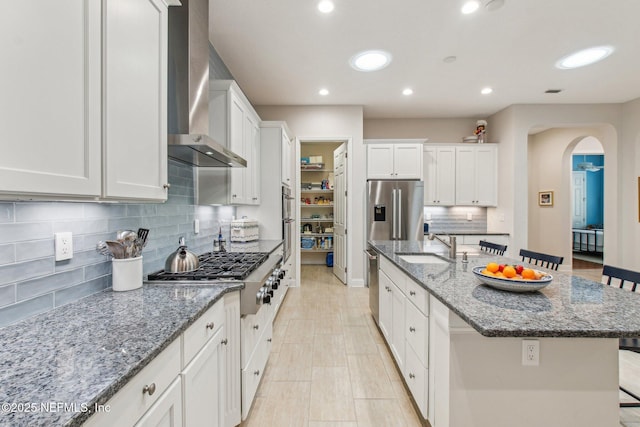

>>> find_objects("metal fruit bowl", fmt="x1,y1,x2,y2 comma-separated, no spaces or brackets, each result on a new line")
472,266,552,292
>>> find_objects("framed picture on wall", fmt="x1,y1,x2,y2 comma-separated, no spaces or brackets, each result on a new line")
539,191,554,206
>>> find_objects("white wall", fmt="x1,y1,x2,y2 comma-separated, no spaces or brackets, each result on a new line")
255,105,366,286
488,103,627,269
363,118,476,142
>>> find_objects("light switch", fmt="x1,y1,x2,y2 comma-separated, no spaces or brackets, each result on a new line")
467,213,473,221
426,212,432,220
194,219,200,234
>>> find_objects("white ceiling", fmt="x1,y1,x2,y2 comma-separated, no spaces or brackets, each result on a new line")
209,0,640,119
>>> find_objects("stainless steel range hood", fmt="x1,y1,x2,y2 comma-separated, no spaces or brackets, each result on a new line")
167,0,246,167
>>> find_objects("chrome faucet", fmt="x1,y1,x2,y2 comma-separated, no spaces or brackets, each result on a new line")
428,233,457,259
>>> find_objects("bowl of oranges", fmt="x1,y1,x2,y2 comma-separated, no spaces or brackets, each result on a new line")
472,262,553,292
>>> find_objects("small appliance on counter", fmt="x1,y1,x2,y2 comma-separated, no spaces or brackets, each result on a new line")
230,218,259,242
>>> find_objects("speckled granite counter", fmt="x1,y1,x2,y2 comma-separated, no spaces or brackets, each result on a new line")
0,240,283,427
370,240,640,338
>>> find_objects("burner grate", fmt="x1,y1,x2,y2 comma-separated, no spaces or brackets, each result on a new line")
147,252,270,281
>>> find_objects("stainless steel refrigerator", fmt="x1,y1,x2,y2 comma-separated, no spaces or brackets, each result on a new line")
367,180,424,324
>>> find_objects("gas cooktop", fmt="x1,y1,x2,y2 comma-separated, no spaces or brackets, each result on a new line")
148,252,270,281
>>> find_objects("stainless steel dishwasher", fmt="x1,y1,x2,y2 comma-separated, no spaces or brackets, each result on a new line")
365,245,379,325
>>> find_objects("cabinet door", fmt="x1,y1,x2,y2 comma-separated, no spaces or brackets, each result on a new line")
378,270,394,340
224,292,241,427
281,132,292,187
391,281,406,373
229,92,246,204
245,113,261,205
424,146,455,206
0,0,101,197
103,0,168,201
134,378,183,427
367,145,395,179
393,144,423,179
474,145,497,206
455,146,476,205
183,327,226,427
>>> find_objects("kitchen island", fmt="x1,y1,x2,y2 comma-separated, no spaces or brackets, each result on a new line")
369,240,640,427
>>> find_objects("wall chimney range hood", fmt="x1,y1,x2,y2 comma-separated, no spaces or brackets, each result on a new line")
167,0,246,167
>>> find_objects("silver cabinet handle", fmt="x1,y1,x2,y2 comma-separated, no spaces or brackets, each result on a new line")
397,188,402,238
409,326,416,332
254,370,260,376
253,324,259,330
142,383,156,396
221,338,228,345
206,322,215,330
409,373,415,379
163,184,171,189
267,338,272,342
409,291,416,296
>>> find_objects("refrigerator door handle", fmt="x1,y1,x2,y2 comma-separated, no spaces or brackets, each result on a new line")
398,188,402,239
392,189,397,239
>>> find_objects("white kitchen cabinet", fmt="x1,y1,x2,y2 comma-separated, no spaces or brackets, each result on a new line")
134,377,183,427
0,0,172,201
455,145,497,206
102,0,169,201
281,129,293,187
423,146,456,206
224,292,241,427
366,140,424,180
378,270,394,340
182,326,226,427
0,1,102,198
390,280,406,373
84,339,182,427
241,321,273,420
207,80,261,205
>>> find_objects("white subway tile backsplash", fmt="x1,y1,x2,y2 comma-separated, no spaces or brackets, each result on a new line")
0,160,236,327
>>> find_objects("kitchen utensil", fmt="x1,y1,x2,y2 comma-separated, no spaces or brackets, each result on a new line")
119,231,138,258
96,241,112,258
105,240,126,259
116,230,135,240
137,228,150,247
164,237,199,273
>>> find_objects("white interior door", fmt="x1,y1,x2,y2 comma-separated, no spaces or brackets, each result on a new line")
333,143,347,284
572,171,586,228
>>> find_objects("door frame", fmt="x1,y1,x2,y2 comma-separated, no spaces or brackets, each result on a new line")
295,136,352,286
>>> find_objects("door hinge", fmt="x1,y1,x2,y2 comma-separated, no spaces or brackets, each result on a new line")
345,229,347,235
345,267,348,273
345,190,347,197
345,152,347,158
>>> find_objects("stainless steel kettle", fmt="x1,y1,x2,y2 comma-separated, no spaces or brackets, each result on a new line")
165,237,199,273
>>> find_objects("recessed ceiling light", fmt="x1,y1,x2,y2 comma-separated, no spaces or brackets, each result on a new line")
556,46,614,69
349,50,392,72
317,0,334,14
485,0,505,11
481,87,493,95
402,88,413,96
443,56,457,63
319,88,329,96
461,0,480,14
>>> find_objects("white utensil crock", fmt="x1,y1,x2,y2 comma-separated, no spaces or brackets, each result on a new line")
112,256,143,291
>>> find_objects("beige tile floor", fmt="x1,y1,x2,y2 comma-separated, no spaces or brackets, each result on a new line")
241,265,640,427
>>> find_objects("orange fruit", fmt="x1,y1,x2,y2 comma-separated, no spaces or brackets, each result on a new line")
481,269,495,276
503,265,516,278
521,269,536,280
486,262,499,273
494,272,505,278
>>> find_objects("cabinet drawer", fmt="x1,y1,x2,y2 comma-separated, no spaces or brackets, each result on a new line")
405,279,428,315
183,298,225,366
241,304,271,368
405,300,428,366
405,344,428,419
241,323,273,420
380,257,407,294
84,339,181,427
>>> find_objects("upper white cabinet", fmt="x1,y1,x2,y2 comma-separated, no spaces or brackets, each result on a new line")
281,130,293,187
0,1,102,198
0,0,171,201
455,145,497,206
207,80,261,205
102,0,169,201
366,140,424,180
423,146,456,206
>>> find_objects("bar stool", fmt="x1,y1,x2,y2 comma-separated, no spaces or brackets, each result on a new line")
479,240,507,256
519,249,564,271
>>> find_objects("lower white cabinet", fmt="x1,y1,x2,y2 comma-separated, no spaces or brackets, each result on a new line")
134,377,183,427
182,326,226,427
84,339,182,427
378,258,430,420
224,293,242,427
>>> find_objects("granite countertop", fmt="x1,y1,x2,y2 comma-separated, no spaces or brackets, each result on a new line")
370,240,640,338
423,231,510,236
0,240,283,427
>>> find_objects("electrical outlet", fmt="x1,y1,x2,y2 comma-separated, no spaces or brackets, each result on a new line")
466,213,473,221
194,219,200,234
522,339,539,366
499,213,505,222
54,232,73,261
426,212,432,220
